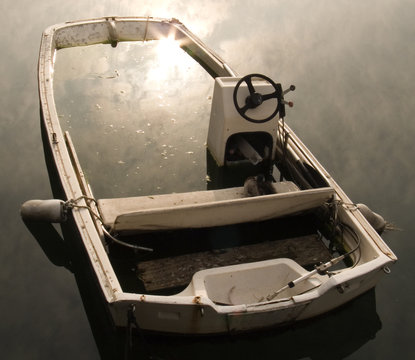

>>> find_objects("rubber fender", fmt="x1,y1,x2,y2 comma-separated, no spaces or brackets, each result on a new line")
20,199,67,223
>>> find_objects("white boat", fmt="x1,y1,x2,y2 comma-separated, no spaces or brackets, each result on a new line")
22,16,396,335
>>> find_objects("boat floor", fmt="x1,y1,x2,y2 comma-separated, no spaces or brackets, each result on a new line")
137,234,330,292
108,214,332,294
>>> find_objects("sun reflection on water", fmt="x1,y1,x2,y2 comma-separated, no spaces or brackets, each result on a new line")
147,35,195,83
53,35,214,198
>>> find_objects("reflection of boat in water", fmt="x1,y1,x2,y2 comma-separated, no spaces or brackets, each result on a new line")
22,16,396,336
140,288,382,360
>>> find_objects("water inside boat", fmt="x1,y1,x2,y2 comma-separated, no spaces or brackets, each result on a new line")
54,40,214,199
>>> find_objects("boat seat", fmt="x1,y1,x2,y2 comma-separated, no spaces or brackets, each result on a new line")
97,183,334,234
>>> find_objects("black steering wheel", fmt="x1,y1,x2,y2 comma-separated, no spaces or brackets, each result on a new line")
233,73,283,123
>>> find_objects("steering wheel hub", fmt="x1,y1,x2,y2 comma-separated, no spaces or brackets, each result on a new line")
248,92,263,107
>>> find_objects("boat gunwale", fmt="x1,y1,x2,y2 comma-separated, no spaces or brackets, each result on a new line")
109,253,393,316
44,16,235,77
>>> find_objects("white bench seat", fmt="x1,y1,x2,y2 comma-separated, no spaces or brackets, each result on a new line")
97,184,334,234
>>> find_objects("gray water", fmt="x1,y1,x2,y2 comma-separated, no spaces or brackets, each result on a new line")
1,0,414,359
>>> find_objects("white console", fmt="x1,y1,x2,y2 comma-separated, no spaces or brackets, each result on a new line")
207,77,281,166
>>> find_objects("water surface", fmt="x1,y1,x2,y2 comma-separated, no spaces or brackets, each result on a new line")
2,1,414,359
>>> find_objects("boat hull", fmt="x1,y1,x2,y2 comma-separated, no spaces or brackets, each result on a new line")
107,255,391,335
35,16,397,336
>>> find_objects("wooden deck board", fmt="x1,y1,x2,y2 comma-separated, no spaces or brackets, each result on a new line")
137,234,331,292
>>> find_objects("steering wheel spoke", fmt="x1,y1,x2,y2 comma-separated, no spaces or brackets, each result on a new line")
240,103,251,114
244,77,256,95
261,91,279,101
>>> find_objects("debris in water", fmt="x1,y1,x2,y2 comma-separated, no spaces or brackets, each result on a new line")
96,69,120,79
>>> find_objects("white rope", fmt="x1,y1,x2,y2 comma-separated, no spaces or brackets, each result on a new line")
65,196,153,252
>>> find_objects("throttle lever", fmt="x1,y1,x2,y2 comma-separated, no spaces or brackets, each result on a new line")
283,85,296,95
282,85,295,108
